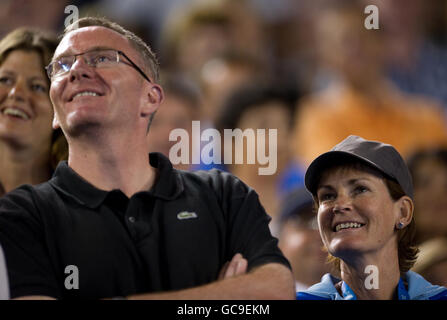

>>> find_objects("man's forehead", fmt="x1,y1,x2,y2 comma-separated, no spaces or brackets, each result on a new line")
55,26,131,57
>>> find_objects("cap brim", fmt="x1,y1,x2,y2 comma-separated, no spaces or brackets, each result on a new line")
304,150,391,195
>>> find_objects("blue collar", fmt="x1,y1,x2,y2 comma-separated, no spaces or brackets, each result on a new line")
341,278,410,300
397,277,411,300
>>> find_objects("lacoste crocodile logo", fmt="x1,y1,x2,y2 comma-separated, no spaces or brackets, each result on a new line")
177,211,198,220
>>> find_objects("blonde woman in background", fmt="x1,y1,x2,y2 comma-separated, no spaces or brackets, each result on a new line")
0,28,67,196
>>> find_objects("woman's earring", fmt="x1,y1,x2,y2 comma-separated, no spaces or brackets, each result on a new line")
397,222,404,229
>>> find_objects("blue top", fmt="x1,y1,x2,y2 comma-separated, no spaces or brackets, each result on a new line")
387,40,447,111
297,271,447,300
191,161,305,198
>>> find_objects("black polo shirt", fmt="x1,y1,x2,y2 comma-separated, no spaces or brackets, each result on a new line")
0,153,290,299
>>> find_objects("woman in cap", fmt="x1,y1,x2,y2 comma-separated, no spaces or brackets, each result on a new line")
0,28,67,196
297,135,447,300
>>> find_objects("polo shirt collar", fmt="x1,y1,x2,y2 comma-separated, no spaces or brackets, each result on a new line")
148,152,184,200
49,152,184,208
340,278,410,300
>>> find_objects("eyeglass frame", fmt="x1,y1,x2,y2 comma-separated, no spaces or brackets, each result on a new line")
45,48,153,83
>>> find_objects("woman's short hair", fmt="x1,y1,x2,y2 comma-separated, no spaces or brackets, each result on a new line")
0,28,68,170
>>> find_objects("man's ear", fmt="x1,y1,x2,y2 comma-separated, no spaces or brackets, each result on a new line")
394,196,414,228
141,84,164,117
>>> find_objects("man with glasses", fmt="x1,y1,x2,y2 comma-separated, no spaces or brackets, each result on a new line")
0,17,294,300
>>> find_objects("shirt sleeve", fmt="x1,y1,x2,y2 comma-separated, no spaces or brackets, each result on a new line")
0,187,61,299
210,171,292,271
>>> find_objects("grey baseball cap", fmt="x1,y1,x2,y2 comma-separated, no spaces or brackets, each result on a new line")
305,135,414,199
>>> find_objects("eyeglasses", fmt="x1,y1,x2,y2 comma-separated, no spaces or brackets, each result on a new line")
45,49,152,83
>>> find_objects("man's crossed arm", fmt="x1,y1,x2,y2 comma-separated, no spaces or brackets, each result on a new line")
13,254,295,300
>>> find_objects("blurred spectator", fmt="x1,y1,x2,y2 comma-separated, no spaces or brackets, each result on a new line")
216,83,304,229
0,0,75,37
277,187,329,290
253,0,322,94
368,0,447,110
147,73,201,171
293,2,447,165
199,50,269,125
412,237,447,287
0,28,67,196
79,0,195,53
159,0,267,79
408,148,447,244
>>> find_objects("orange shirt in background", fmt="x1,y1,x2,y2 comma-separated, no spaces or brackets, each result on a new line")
293,83,447,165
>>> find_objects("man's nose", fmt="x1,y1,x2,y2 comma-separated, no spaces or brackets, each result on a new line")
69,56,94,82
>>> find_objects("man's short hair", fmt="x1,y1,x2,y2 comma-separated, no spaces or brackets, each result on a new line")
63,16,160,82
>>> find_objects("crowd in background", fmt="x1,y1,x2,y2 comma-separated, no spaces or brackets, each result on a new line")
1,0,447,290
